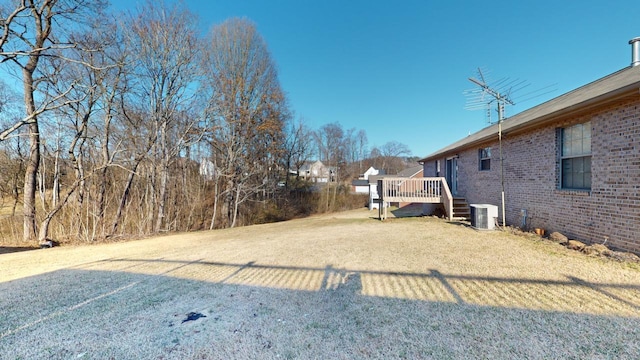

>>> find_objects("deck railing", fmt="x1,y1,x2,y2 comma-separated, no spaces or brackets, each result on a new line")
377,177,453,221
440,178,453,222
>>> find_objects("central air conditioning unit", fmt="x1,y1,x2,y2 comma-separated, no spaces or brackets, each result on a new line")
470,204,499,230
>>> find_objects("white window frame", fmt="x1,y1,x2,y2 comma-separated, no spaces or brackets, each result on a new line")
479,147,491,171
560,121,591,190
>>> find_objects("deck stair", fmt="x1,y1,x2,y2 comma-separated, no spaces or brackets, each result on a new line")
452,197,470,220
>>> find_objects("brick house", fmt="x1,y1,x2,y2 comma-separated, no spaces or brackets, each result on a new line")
418,38,640,254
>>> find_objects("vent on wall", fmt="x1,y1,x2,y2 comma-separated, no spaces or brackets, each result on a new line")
470,204,499,230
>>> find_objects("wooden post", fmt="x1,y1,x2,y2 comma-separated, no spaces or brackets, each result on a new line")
379,178,383,220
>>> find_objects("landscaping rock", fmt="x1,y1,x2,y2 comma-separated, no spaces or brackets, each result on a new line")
582,243,612,256
609,251,640,263
567,240,585,251
549,232,568,244
39,239,59,249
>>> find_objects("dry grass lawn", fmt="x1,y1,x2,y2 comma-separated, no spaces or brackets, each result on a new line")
1,208,640,359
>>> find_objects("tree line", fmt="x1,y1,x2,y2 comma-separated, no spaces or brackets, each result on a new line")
0,0,413,245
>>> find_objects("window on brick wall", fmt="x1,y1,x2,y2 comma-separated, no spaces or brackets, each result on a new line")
560,121,591,190
479,147,491,171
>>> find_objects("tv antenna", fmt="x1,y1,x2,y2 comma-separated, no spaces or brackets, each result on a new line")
464,68,556,229
464,68,557,123
464,68,520,123
466,68,517,229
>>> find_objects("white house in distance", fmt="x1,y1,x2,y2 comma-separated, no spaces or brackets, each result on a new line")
363,166,381,179
349,166,386,210
368,174,385,210
199,159,215,181
351,166,382,193
298,160,336,183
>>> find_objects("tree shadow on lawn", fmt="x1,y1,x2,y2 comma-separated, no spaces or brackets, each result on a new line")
1,259,640,359
0,246,39,255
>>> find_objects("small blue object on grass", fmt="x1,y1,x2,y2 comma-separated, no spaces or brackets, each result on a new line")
182,312,206,323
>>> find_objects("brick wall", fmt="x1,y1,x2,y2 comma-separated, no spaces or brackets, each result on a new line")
423,96,640,254
423,161,436,177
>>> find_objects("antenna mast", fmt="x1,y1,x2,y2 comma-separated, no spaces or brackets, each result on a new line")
467,68,514,229
464,68,555,229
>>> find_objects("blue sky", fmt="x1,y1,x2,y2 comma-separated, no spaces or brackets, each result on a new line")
112,0,640,157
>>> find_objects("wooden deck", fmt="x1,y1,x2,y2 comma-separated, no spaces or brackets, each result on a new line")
377,177,454,221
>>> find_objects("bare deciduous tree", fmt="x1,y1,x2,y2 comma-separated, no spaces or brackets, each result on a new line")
0,83,25,217
284,118,312,187
355,129,368,171
204,18,288,228
125,1,201,233
0,3,366,246
35,18,122,242
0,0,106,242
314,122,346,167
370,140,412,174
